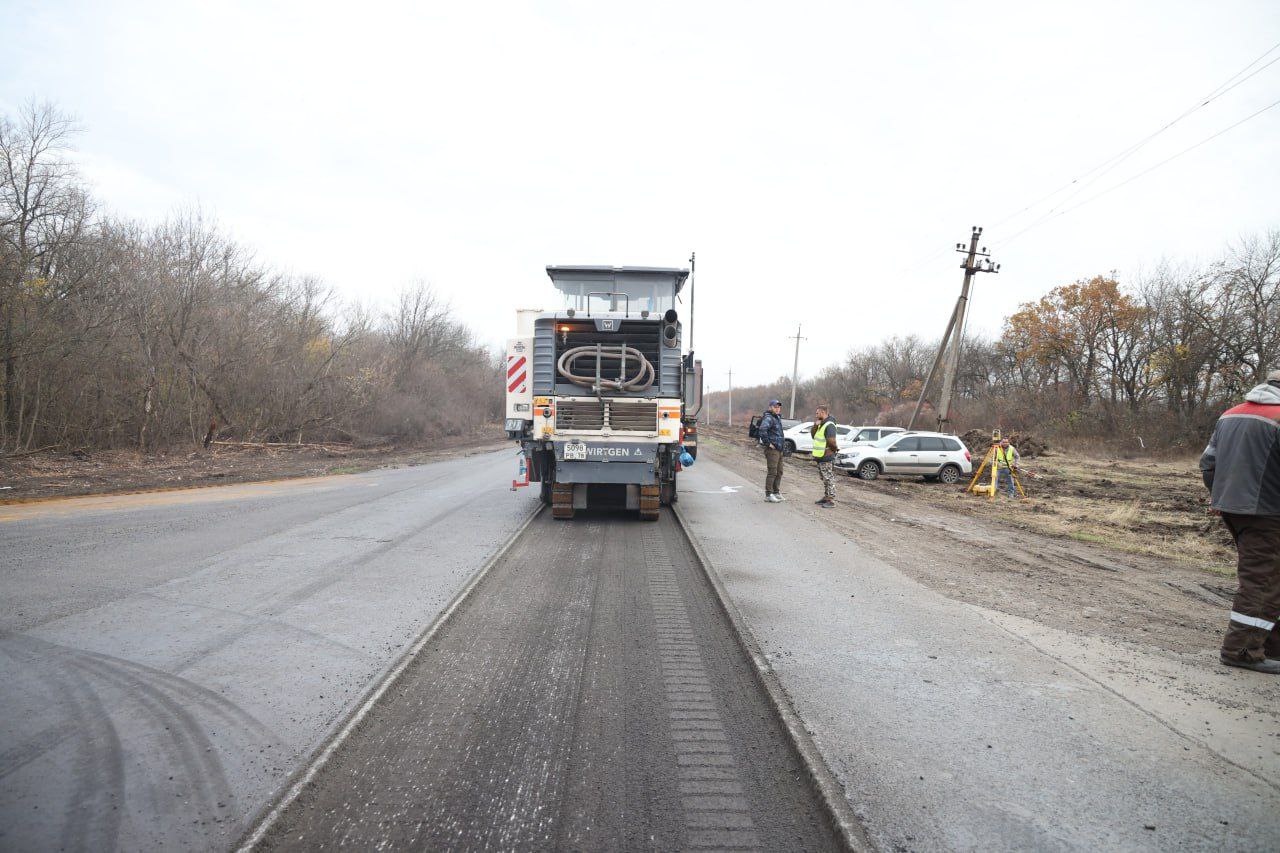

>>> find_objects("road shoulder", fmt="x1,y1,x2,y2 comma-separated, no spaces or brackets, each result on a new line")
676,454,1280,851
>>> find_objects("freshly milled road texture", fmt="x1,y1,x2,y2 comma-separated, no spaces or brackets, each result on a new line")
256,512,841,852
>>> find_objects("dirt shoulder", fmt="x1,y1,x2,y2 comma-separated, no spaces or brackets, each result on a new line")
701,426,1238,658
700,428,1280,789
0,431,511,503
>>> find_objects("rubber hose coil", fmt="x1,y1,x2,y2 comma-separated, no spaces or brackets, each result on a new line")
556,345,655,392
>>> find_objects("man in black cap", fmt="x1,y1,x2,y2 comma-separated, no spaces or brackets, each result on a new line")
759,399,786,502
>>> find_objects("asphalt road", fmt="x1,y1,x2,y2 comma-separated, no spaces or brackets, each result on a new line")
254,511,840,852
678,452,1280,852
0,450,539,852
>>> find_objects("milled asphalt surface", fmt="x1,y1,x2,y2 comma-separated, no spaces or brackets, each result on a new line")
0,450,539,852
10,442,1275,852
676,454,1280,852
256,511,840,852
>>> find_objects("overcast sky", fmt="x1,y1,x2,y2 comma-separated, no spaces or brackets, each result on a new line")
3,0,1278,390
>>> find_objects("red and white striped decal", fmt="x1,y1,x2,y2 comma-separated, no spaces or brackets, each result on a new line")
507,355,528,393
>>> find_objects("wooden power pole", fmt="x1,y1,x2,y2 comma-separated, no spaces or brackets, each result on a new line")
908,226,1000,432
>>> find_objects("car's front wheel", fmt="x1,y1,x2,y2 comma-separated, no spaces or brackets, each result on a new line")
783,440,795,456
856,460,881,481
938,464,962,485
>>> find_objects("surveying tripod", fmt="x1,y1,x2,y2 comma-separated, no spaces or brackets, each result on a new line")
966,429,1025,498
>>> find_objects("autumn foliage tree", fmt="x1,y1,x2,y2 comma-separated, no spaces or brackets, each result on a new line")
1000,276,1146,406
709,231,1279,450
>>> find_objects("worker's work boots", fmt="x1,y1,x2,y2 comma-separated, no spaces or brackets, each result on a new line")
1220,655,1280,674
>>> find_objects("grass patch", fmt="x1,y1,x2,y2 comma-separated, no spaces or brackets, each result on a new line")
1104,501,1142,527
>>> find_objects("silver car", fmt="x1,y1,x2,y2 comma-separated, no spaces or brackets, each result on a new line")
835,431,973,484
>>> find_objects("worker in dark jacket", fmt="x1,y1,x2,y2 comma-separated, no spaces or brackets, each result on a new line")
759,400,786,503
1200,369,1280,674
811,404,839,508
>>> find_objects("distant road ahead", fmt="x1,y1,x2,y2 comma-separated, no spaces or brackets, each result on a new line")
0,450,538,852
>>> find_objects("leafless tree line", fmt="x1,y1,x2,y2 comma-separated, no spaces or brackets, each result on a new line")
1,102,500,454
712,229,1280,451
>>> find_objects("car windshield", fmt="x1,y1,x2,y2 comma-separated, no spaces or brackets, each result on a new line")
871,433,904,448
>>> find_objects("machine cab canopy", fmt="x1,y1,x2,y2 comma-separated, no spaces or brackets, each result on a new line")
547,265,689,317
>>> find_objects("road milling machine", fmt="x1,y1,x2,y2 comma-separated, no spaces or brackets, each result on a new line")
505,265,704,520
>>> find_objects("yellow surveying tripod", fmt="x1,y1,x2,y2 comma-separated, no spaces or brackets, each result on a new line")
966,429,1025,498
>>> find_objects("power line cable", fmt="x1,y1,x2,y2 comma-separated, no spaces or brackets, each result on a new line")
990,39,1280,230
1033,51,1280,218
895,40,1280,282
995,96,1280,249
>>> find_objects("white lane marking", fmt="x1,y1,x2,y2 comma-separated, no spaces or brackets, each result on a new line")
687,486,741,495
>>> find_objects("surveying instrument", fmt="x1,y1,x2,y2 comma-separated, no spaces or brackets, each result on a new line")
966,428,1025,498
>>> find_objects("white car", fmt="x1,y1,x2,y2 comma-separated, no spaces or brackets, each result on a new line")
835,431,973,484
782,421,853,455
782,423,904,455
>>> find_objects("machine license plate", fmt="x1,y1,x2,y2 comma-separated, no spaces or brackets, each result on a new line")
563,442,587,460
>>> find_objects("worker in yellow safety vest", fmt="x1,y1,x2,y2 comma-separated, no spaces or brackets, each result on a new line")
994,438,1020,498
810,404,839,507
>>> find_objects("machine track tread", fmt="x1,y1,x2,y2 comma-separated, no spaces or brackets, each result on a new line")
639,485,660,521
552,483,575,520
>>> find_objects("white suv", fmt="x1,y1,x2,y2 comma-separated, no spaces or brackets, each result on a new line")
835,431,972,484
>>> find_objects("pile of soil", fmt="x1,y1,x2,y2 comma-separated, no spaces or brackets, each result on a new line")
960,429,1048,458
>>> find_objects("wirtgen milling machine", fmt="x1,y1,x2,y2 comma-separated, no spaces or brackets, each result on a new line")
505,265,704,520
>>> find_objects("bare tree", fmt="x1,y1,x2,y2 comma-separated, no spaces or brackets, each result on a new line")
0,101,91,449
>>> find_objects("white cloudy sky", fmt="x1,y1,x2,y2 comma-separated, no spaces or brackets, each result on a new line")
3,0,1278,389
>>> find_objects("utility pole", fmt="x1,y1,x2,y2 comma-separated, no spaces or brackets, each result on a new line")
726,368,733,426
787,325,806,419
908,226,1000,432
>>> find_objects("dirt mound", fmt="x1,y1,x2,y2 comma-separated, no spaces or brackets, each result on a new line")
960,429,1048,458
